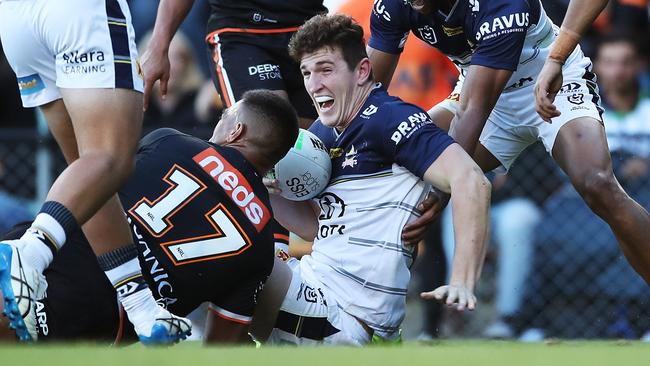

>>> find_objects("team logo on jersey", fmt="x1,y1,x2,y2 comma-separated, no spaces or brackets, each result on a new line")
362,104,378,118
475,13,530,42
568,93,584,105
341,145,358,169
470,0,480,12
318,193,346,220
373,0,391,22
17,74,45,96
417,26,438,45
194,147,271,233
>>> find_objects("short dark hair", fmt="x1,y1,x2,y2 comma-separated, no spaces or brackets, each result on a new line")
288,14,368,71
595,32,643,59
240,89,299,166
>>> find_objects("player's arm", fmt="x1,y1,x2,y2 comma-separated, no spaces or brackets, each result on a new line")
263,178,319,241
420,144,491,311
535,0,608,121
449,65,512,155
140,0,195,110
367,46,401,88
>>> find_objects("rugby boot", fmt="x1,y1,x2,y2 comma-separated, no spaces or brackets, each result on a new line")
0,241,46,342
138,306,192,345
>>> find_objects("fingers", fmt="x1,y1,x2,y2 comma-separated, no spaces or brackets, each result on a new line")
401,194,440,244
262,178,282,195
143,77,154,112
535,90,561,123
421,286,476,312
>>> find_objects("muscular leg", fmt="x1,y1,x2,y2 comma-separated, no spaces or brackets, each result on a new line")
552,117,650,283
41,88,142,255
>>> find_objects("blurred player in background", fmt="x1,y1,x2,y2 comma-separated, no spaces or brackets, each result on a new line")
367,0,650,284
0,0,190,343
0,90,298,344
265,14,490,345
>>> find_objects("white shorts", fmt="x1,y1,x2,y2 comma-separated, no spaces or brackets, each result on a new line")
0,0,143,108
267,258,372,346
436,48,603,170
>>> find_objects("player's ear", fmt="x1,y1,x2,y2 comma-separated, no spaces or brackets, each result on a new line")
226,121,245,143
356,57,372,86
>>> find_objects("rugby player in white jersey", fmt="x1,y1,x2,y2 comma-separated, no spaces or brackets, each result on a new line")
264,14,490,345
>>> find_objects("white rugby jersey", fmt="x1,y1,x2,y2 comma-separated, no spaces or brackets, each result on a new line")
303,85,454,336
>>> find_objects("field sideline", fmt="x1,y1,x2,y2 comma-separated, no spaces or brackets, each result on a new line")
1,341,647,366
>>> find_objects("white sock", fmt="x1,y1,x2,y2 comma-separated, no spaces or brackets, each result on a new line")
16,229,54,273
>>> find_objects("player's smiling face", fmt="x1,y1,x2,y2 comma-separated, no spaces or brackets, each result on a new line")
300,47,364,130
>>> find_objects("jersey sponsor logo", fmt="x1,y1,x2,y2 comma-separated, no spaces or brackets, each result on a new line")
470,0,480,12
60,50,107,74
17,74,45,95
341,145,358,169
248,63,281,81
475,13,530,41
317,192,346,239
329,148,344,159
130,218,178,307
309,136,328,153
35,300,48,336
373,0,391,22
390,111,432,144
417,25,438,45
194,147,271,232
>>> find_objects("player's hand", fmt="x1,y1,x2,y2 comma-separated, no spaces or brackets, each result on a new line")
140,44,171,111
401,189,450,245
263,177,282,195
535,59,564,123
421,284,477,312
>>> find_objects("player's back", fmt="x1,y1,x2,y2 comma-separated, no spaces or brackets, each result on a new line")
119,128,275,317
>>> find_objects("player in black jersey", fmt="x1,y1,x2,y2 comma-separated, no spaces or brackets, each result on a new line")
0,89,299,343
142,0,326,129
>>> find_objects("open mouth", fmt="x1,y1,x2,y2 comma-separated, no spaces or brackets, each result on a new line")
315,95,334,111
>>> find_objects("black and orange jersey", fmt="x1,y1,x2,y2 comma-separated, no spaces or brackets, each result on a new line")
120,128,275,320
206,0,327,31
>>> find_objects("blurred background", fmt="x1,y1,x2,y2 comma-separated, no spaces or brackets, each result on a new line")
1,0,649,342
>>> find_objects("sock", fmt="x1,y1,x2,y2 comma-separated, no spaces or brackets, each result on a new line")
97,244,161,335
16,201,78,273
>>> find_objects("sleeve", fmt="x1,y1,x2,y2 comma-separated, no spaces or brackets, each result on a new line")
470,1,530,71
368,0,410,54
379,102,455,178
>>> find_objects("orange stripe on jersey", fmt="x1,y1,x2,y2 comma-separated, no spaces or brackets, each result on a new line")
193,147,271,232
209,306,252,324
204,26,301,43
208,35,233,107
274,233,290,242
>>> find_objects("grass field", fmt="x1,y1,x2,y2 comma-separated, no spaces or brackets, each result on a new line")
1,341,648,366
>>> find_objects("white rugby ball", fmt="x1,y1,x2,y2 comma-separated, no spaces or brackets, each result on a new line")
271,129,331,201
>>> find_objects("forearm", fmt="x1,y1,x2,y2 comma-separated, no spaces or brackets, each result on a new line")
550,0,608,63
448,170,491,289
150,0,195,49
269,195,318,241
449,107,489,155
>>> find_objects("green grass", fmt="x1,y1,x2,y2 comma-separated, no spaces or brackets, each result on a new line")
1,341,648,366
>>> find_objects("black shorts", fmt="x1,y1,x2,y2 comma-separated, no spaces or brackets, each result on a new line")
206,29,317,120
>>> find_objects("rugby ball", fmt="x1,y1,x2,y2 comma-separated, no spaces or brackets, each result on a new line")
270,129,331,201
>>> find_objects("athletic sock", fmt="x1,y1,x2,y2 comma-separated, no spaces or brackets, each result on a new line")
97,244,161,336
16,201,78,273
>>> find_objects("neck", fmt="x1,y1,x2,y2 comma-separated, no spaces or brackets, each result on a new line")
336,82,374,133
230,144,268,175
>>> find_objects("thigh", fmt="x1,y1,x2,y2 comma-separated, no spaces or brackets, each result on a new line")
552,116,612,179
207,32,287,108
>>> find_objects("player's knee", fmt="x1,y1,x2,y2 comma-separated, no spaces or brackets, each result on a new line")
84,151,135,183
575,170,621,209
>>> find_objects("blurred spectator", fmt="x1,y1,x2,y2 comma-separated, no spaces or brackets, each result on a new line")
596,33,650,191
138,31,220,138
443,144,563,339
